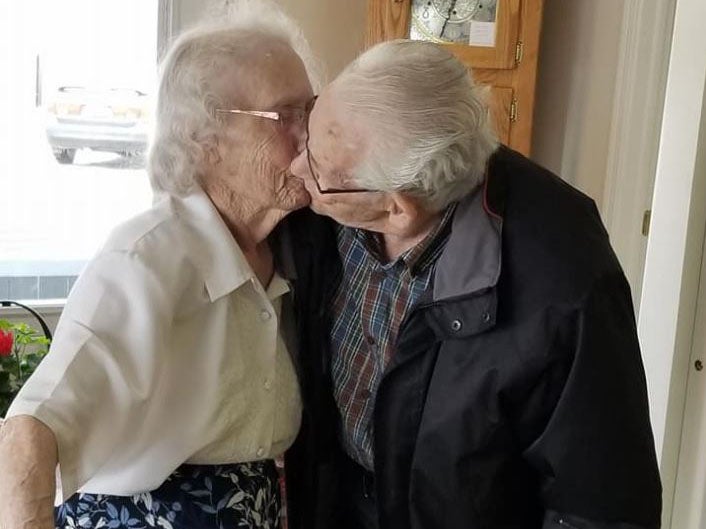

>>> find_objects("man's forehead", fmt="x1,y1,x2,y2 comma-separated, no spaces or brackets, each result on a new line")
311,101,366,169
311,95,345,141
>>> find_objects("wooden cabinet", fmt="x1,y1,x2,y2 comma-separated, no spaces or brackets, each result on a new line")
366,0,544,155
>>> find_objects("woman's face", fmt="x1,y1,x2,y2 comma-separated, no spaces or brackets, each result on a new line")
205,43,314,214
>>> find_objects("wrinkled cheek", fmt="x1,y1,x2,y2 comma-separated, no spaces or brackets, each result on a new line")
309,194,344,217
273,136,300,169
253,134,292,170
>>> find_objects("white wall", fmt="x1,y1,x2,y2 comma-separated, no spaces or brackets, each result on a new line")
174,0,366,81
532,0,625,208
276,0,366,80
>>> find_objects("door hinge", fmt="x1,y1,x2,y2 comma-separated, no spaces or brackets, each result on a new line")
642,209,652,236
515,41,524,65
510,99,518,122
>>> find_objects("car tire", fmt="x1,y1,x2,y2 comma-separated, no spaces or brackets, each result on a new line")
54,149,76,164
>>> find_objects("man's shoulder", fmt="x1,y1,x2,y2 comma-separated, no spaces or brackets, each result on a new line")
488,146,597,215
485,147,624,303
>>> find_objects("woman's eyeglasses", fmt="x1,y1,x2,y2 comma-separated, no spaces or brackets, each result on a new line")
215,107,309,128
215,97,317,129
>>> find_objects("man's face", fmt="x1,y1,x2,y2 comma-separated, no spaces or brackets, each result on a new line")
290,90,392,229
207,42,313,213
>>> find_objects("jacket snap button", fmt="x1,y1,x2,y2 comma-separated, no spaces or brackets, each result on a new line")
482,312,491,323
451,319,462,331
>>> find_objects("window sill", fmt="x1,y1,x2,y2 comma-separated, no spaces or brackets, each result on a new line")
0,299,66,318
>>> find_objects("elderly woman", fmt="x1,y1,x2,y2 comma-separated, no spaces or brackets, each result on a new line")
0,4,316,529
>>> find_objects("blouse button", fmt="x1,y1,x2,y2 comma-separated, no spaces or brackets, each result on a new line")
260,309,272,321
256,447,265,458
264,379,272,391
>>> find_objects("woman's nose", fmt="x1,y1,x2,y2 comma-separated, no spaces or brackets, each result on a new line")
291,122,308,155
290,149,309,179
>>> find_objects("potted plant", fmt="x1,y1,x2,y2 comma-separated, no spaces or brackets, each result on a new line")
0,301,52,418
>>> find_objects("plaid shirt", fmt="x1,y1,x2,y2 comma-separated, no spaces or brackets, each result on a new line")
330,206,455,470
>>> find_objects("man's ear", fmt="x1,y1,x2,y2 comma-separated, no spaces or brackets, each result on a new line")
387,192,434,238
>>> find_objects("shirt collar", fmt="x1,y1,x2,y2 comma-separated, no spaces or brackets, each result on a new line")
353,203,456,276
406,203,456,275
266,272,291,300
169,186,256,302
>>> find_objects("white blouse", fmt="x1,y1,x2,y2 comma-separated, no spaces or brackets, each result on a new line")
7,186,302,502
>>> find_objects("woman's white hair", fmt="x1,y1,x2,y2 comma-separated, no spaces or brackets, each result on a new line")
148,0,322,196
333,39,498,211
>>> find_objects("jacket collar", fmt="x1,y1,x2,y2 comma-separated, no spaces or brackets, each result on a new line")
421,149,507,339
433,151,505,302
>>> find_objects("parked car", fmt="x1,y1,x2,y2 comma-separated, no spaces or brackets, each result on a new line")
45,86,151,164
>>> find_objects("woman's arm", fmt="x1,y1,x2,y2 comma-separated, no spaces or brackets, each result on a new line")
0,415,58,529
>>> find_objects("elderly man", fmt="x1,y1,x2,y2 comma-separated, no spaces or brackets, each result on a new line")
286,40,662,529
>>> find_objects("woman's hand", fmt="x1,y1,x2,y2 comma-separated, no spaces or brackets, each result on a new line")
0,415,58,529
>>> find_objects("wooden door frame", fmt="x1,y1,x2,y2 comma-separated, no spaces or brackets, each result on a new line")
365,0,544,155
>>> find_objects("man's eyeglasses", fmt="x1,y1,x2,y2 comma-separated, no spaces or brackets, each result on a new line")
304,96,374,195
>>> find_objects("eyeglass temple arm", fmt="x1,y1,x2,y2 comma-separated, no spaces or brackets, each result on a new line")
215,109,279,120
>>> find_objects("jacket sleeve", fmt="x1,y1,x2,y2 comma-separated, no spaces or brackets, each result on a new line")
281,210,343,529
523,272,662,529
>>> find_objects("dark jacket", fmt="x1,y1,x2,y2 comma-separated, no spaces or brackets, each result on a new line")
283,146,662,529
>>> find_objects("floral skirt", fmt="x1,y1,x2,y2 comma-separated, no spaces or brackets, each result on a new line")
55,460,280,529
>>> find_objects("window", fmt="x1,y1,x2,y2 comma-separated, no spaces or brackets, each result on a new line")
0,0,162,301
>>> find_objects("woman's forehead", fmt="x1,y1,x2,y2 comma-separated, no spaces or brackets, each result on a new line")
216,46,311,108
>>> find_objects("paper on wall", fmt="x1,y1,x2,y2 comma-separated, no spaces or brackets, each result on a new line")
469,21,496,47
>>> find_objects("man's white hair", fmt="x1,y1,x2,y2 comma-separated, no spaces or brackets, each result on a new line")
148,0,322,196
333,39,498,211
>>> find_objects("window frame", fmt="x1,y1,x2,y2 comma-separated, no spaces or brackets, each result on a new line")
0,0,175,311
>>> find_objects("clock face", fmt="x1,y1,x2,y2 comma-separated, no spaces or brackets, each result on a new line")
410,0,488,44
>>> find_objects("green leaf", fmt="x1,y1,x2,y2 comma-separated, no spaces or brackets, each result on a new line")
0,319,50,404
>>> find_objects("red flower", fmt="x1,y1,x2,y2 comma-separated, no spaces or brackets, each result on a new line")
0,329,13,357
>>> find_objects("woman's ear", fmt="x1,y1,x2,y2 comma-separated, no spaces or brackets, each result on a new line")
203,137,222,167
